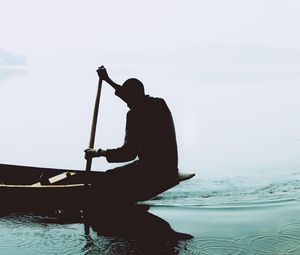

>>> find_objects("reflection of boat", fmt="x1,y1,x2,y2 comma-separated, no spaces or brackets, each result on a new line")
53,204,193,254
0,163,195,211
87,205,193,241
22,204,193,254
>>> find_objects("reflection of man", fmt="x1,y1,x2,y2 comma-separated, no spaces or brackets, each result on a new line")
85,66,178,198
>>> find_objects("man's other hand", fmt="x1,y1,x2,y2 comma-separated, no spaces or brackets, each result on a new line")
85,148,106,159
97,66,109,81
85,148,98,159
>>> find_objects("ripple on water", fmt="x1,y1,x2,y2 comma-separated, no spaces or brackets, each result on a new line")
187,238,251,255
0,213,86,254
183,220,300,255
147,176,300,207
237,235,300,255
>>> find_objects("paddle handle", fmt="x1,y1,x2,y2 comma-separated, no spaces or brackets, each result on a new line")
85,78,103,172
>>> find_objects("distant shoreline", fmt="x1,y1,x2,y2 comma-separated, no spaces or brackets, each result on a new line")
0,49,27,66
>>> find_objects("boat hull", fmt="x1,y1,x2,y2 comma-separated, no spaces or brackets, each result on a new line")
0,163,195,211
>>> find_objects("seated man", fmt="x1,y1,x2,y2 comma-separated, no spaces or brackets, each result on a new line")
85,66,179,201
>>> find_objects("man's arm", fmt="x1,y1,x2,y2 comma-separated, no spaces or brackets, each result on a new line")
85,145,137,162
85,111,138,162
104,111,138,162
97,66,121,91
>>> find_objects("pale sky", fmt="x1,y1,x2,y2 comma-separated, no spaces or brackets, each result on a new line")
1,0,300,177
1,0,300,65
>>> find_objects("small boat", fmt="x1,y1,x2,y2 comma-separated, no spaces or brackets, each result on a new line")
0,163,195,211
0,72,196,212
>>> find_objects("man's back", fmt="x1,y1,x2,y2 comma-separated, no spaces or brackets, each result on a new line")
105,96,178,174
131,96,178,171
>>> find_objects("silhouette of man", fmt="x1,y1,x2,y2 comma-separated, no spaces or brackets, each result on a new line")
85,66,178,200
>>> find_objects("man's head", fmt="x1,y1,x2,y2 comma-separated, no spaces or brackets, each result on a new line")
115,78,145,108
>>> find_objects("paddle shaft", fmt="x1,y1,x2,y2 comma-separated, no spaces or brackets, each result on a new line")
85,78,103,172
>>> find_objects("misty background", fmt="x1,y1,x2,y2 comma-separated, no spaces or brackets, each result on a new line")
1,0,300,178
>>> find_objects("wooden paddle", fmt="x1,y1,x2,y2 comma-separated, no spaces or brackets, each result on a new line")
29,72,103,188
85,76,103,172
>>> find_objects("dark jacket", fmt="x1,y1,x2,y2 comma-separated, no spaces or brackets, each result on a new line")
105,96,178,173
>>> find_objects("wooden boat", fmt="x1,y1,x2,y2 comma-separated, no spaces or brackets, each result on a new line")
0,163,195,211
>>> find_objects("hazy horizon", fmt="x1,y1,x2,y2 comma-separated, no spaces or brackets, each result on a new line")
2,0,300,65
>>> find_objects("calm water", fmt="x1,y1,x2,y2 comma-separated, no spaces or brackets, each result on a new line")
1,176,300,254
149,172,300,206
1,64,300,254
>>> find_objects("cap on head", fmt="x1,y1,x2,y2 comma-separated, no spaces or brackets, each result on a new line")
115,78,145,107
122,78,145,97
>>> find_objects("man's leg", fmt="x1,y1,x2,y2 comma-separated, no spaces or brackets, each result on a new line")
98,161,141,203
